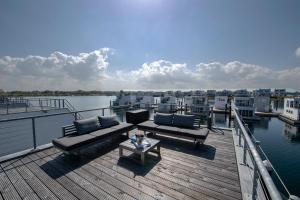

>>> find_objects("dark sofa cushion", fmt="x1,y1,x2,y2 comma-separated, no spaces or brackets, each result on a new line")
110,123,133,132
156,125,181,134
137,120,159,131
98,115,119,128
52,134,97,151
89,128,116,138
74,117,101,135
154,113,173,126
178,128,209,140
173,114,195,128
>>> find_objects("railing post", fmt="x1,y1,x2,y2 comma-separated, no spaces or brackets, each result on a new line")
63,99,65,108
252,161,258,200
238,128,242,147
32,118,37,149
102,108,105,116
243,134,247,165
6,103,8,114
59,99,61,108
75,112,78,120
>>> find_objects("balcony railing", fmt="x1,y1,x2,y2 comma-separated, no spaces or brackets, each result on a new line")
232,106,299,200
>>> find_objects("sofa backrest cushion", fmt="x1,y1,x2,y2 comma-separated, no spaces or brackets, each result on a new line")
74,117,101,135
173,114,195,128
154,113,173,126
98,115,120,128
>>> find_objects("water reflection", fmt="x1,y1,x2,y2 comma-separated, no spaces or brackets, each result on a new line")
271,99,284,113
283,123,300,142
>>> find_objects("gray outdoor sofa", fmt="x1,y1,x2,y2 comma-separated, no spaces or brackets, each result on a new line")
137,113,210,145
52,116,134,154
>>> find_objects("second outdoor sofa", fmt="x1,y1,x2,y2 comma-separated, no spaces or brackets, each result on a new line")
52,115,134,154
137,113,210,145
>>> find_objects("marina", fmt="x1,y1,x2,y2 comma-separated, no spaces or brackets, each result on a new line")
0,93,300,199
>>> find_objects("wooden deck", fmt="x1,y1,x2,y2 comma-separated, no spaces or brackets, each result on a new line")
0,128,242,200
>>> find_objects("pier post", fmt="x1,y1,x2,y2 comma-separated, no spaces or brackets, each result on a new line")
181,101,183,114
228,104,232,127
32,118,37,149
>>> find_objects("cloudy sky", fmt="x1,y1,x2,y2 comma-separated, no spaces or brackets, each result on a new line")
1,0,300,91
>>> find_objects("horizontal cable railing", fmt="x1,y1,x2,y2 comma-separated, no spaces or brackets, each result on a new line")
232,106,298,200
0,104,156,161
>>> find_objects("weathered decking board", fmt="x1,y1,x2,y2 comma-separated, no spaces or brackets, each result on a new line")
0,129,242,200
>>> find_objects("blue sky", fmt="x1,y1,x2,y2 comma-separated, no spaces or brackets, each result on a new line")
0,0,300,90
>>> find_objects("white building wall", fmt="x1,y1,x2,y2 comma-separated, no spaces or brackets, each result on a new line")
214,96,228,110
283,98,300,120
254,96,270,112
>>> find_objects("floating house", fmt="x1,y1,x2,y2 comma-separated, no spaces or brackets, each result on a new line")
233,90,255,118
214,96,228,110
273,88,286,98
184,96,193,106
187,96,210,117
206,90,216,97
158,96,177,113
254,89,271,113
113,94,137,107
139,96,154,108
281,97,300,122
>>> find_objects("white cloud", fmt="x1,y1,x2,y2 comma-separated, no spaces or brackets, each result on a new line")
0,49,110,90
296,47,300,58
1,49,300,91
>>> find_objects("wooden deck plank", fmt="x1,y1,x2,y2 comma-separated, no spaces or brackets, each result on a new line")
13,162,59,200
0,172,22,200
24,160,78,200
34,158,98,200
0,130,242,200
47,155,140,200
95,155,216,200
41,156,117,200
88,159,196,200
108,149,239,182
4,164,40,200
102,151,241,200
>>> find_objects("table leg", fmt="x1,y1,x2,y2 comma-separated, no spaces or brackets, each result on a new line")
157,144,161,157
119,147,123,157
141,153,145,165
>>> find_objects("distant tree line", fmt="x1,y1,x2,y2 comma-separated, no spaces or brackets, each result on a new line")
0,90,119,97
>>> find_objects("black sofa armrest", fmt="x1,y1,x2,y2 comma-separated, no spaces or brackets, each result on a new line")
62,124,77,137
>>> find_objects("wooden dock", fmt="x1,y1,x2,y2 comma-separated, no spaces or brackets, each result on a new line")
0,129,242,200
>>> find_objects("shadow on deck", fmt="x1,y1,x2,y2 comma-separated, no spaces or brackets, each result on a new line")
0,128,242,200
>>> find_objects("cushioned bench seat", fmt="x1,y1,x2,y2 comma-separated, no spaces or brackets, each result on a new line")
137,115,209,144
53,134,97,152
137,121,159,131
53,121,134,153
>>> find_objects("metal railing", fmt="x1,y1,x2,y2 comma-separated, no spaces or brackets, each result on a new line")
0,97,85,119
0,104,153,161
233,106,298,200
